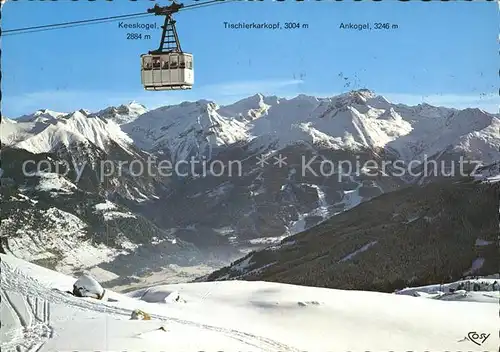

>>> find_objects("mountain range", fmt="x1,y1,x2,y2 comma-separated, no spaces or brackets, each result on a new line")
1,89,498,290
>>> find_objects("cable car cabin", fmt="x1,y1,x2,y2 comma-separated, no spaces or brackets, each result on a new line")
141,53,194,91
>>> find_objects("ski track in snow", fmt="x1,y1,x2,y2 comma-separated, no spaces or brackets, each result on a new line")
1,288,53,352
1,262,299,352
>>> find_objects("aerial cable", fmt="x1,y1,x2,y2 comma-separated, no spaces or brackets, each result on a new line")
2,14,152,37
2,0,227,35
2,0,231,36
2,12,149,35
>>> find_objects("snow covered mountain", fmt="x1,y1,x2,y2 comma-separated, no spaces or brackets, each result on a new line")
3,91,499,168
1,254,498,352
2,108,136,155
1,89,498,290
122,89,499,166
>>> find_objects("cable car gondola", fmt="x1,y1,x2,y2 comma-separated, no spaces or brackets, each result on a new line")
141,2,193,91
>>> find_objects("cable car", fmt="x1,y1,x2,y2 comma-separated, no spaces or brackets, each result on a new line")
141,52,193,91
141,2,193,91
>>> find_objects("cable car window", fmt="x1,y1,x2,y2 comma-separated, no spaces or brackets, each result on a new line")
179,62,186,69
162,61,169,69
153,58,161,69
142,57,152,70
170,61,178,69
187,61,192,69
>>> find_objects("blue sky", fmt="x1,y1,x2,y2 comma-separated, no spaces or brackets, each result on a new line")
2,0,499,117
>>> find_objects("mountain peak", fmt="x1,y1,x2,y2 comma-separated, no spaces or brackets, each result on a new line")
194,99,215,105
218,94,277,121
292,93,319,101
346,89,377,102
127,100,146,109
94,101,148,125
460,107,489,115
250,93,264,99
15,109,66,123
34,109,51,115
31,108,65,115
356,88,377,97
328,89,392,112
77,109,91,116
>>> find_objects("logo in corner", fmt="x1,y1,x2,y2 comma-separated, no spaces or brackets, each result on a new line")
458,332,490,346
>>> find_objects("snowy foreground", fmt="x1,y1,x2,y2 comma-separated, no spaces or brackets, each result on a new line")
1,254,497,352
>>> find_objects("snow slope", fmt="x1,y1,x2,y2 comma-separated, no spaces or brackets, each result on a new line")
1,254,497,352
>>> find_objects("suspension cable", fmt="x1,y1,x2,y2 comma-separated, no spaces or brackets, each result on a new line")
2,14,153,37
2,0,230,36
2,12,149,34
